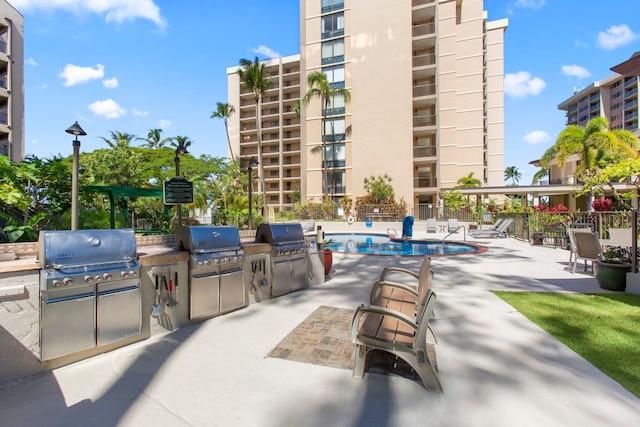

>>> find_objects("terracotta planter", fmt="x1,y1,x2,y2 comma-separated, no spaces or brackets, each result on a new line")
324,249,333,276
594,261,631,292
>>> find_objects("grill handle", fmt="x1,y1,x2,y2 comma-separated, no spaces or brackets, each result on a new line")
51,256,136,270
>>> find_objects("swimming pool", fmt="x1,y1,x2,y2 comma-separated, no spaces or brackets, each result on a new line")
324,233,484,256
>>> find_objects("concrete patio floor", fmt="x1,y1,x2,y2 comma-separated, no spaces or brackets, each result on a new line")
1,222,639,426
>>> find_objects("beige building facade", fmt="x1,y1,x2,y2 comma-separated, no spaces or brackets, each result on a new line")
0,1,23,162
228,0,507,214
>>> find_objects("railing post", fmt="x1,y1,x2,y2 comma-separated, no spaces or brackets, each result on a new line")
633,210,638,274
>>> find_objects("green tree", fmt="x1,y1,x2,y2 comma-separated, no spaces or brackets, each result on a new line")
541,117,639,210
504,166,521,185
211,102,236,161
531,167,549,185
137,128,172,150
99,131,136,150
302,70,351,198
456,172,482,188
238,56,273,210
363,174,394,204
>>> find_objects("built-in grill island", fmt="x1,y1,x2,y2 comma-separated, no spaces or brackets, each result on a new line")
177,226,247,320
38,229,142,361
255,223,308,298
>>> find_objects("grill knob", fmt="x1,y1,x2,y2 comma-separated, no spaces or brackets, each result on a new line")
120,271,130,278
83,275,94,283
52,279,62,287
94,275,103,282
129,270,137,277
63,277,73,286
103,272,112,281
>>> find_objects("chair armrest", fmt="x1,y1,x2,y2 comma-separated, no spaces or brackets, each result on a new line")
369,280,419,304
351,304,418,342
378,266,419,282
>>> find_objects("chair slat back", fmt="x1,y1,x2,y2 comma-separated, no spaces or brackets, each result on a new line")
573,231,602,260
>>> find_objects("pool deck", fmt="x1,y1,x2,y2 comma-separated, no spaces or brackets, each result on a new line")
1,221,639,426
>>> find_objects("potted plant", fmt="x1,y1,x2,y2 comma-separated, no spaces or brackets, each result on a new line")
323,238,335,276
595,246,632,291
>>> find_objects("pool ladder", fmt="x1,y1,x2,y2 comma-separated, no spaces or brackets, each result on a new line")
442,226,466,243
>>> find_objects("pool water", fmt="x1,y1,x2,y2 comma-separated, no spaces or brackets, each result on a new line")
324,233,481,256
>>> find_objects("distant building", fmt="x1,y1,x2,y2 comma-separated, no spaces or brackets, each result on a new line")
0,1,23,162
228,0,507,215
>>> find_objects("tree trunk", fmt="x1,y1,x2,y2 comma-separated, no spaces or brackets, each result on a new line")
224,118,234,160
255,97,267,216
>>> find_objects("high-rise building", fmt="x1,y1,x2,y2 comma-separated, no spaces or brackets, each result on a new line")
0,1,23,162
228,0,507,214
558,73,639,133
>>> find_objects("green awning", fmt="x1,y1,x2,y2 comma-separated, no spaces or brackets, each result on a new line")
83,186,164,229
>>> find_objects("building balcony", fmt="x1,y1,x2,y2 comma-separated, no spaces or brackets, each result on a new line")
414,176,437,189
413,114,436,127
321,1,344,14
625,88,638,99
412,0,435,7
624,76,637,87
413,145,436,158
413,83,436,98
625,111,638,121
322,28,345,39
625,99,638,110
412,53,435,68
412,22,435,37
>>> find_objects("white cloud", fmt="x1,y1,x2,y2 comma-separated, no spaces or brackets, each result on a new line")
597,24,639,50
102,77,119,88
574,39,588,49
26,57,37,66
514,0,545,9
561,65,591,79
159,119,172,128
523,130,551,144
251,45,280,59
88,99,126,119
60,64,104,87
504,71,546,98
12,0,166,28
132,109,148,117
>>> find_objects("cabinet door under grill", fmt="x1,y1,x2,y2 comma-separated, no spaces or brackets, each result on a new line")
97,279,142,346
190,271,221,319
271,258,291,298
219,266,245,313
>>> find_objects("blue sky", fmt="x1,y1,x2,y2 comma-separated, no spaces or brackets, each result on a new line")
12,0,640,185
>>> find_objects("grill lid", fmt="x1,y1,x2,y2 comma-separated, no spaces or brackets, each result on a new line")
38,229,137,269
255,223,305,245
177,226,242,253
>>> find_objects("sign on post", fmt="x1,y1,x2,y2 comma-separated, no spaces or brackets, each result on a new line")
163,177,194,205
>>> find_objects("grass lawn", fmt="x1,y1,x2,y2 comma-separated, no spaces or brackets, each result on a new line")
493,291,640,398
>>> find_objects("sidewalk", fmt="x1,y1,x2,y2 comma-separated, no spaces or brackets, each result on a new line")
1,226,639,426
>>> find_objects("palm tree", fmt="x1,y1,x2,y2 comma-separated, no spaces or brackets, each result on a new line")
541,117,639,210
531,167,549,185
99,131,136,150
171,135,193,153
237,56,273,211
137,128,172,150
504,166,521,186
211,102,236,161
456,172,482,206
302,71,351,197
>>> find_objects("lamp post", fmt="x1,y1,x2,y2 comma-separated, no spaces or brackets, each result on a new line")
174,142,189,228
247,157,259,229
65,121,87,231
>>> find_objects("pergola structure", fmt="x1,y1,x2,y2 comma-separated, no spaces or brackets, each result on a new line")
84,186,166,230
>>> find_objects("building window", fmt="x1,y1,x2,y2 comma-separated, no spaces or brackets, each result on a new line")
322,39,345,65
325,143,345,168
326,170,346,194
326,93,345,115
321,0,344,13
323,65,345,88
324,118,345,141
322,12,344,39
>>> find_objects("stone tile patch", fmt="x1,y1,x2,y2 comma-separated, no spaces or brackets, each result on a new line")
268,305,436,384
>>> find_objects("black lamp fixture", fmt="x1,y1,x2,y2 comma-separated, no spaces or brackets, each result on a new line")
174,142,189,228
65,121,87,231
247,156,259,230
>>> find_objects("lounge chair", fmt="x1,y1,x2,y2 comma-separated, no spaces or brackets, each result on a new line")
469,218,513,238
447,218,459,233
469,218,504,235
304,219,316,233
571,230,602,274
566,225,593,265
426,218,437,233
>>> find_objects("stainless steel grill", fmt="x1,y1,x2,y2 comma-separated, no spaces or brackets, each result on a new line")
177,226,246,320
255,223,308,297
38,229,142,361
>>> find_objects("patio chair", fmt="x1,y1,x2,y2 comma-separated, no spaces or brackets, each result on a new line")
469,218,513,238
426,218,437,233
469,218,504,235
304,219,316,233
571,230,603,274
566,225,594,265
447,218,459,233
605,228,632,247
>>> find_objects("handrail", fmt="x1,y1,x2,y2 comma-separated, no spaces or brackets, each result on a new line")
442,226,466,243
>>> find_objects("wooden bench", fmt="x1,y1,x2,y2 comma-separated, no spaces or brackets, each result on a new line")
350,256,442,392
